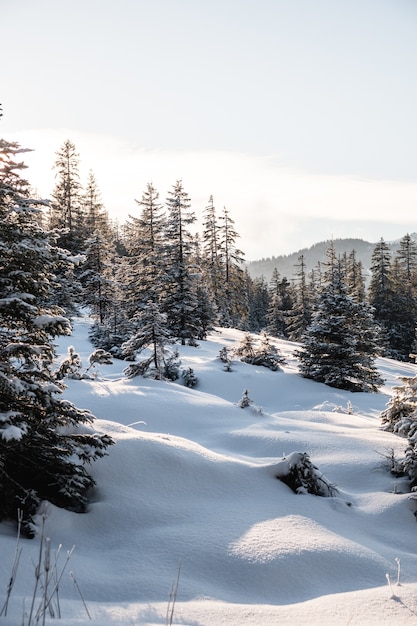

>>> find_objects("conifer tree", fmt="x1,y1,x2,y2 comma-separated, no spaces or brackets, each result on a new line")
286,255,313,341
80,230,116,323
50,139,84,252
345,249,366,302
122,301,175,379
0,122,113,536
217,206,247,327
82,169,110,237
266,268,294,338
388,234,417,360
162,180,199,344
123,182,166,316
246,273,269,332
201,195,222,310
296,244,383,392
368,238,396,356
267,268,285,337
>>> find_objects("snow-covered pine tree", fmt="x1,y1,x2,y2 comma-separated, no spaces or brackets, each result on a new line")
217,206,247,327
48,140,85,312
368,238,396,356
0,123,113,536
122,300,176,379
246,273,269,332
381,374,417,438
266,268,295,338
80,230,116,324
233,332,256,363
201,195,222,311
266,268,285,338
162,180,200,344
296,243,383,392
388,234,417,360
82,169,110,237
251,331,286,371
123,182,166,316
50,139,84,253
345,249,366,302
286,254,313,341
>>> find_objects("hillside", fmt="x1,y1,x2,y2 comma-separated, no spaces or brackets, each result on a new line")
0,318,417,625
247,235,416,282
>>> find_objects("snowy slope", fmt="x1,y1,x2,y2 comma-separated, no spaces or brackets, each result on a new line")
1,317,417,625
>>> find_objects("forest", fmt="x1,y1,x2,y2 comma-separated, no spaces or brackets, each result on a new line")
2,109,417,536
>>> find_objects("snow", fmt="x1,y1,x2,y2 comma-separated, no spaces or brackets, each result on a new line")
1,317,417,624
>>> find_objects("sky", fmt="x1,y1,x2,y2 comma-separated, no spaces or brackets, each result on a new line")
1,317,417,624
3,0,417,260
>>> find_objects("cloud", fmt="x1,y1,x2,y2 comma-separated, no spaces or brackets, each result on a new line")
6,129,417,260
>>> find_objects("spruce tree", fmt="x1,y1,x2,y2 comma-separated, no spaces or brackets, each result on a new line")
388,235,417,360
123,182,166,315
201,195,222,310
0,123,113,536
246,273,269,332
82,169,110,237
217,206,247,327
296,244,383,392
267,268,285,337
50,139,84,252
80,230,116,324
122,301,175,379
368,238,396,356
286,255,313,341
162,180,199,344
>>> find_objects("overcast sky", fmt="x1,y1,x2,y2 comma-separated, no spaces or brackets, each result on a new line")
3,0,417,260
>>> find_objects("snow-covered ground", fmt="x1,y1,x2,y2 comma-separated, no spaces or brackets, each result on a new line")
1,317,417,625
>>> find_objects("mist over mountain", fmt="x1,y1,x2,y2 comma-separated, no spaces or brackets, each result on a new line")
247,234,417,282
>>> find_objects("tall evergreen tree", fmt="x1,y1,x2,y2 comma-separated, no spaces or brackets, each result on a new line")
286,255,313,341
122,301,174,379
246,273,269,332
368,238,396,355
296,244,382,392
0,123,113,536
386,234,417,360
217,207,247,327
82,169,109,237
162,180,199,344
80,230,116,323
123,182,166,316
345,249,366,302
50,139,84,252
201,195,222,310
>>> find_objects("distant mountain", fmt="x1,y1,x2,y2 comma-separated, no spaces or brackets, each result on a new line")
247,235,417,282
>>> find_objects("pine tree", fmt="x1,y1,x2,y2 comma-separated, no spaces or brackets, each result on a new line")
388,235,417,360
251,331,286,370
122,301,178,380
0,123,113,536
233,332,256,363
266,268,295,338
201,195,222,310
162,180,199,344
368,238,396,356
345,249,366,302
267,268,285,337
80,230,116,323
82,170,110,237
296,244,383,392
217,207,247,327
246,273,269,332
50,139,84,253
286,255,313,341
123,182,166,315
